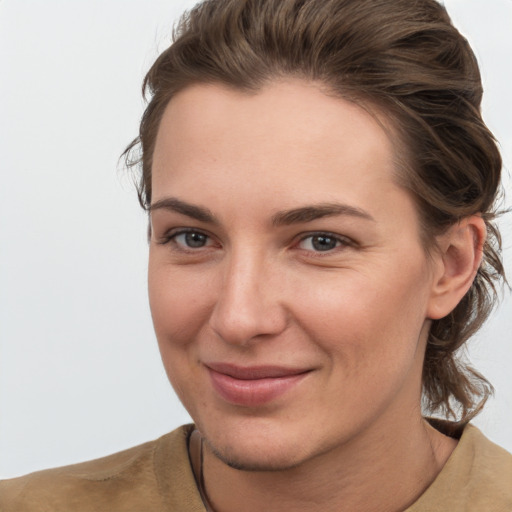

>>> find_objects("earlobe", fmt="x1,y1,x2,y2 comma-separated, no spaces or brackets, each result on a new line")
427,215,486,320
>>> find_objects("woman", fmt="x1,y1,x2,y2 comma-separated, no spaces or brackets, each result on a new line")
1,0,510,510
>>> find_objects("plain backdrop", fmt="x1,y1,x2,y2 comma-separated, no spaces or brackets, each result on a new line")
0,0,511,478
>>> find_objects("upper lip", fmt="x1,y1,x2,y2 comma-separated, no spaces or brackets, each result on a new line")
206,362,311,380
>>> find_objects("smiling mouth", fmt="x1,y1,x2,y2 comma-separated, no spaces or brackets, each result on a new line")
205,363,312,406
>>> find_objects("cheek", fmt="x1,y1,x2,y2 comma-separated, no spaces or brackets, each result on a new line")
292,263,431,369
148,257,209,340
148,261,211,405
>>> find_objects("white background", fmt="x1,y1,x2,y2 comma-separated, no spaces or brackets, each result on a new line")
0,0,510,478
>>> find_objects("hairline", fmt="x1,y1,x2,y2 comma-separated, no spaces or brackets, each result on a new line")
147,76,440,251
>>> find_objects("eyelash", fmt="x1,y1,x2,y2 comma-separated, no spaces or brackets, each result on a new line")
158,228,355,257
157,228,217,253
295,231,354,255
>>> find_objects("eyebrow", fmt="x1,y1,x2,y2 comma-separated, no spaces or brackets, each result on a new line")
271,203,375,226
149,197,217,224
149,197,374,226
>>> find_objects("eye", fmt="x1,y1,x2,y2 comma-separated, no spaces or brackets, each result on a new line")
174,231,210,248
297,233,348,252
159,229,216,251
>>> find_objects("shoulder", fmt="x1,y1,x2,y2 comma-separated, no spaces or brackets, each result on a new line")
408,424,512,512
463,425,512,499
0,425,202,512
463,425,512,505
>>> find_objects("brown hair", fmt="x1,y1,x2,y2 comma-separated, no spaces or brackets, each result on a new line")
124,0,506,423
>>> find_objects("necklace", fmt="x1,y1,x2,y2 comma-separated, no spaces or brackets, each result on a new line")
189,429,215,512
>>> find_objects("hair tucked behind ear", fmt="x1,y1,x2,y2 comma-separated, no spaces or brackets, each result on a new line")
124,0,507,423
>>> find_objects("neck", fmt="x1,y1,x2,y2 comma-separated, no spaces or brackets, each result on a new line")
199,414,456,512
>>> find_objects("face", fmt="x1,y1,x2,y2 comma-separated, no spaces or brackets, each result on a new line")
149,80,439,471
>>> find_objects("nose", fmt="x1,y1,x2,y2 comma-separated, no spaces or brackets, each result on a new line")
208,251,288,346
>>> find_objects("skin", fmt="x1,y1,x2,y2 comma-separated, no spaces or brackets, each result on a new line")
148,80,484,512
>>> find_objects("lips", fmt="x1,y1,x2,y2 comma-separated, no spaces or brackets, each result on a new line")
206,363,311,406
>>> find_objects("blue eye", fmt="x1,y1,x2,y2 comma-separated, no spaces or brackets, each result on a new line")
298,234,345,252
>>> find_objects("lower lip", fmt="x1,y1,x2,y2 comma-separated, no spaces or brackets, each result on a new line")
207,369,309,406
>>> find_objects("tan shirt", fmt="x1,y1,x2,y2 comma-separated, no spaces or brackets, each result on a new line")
1,424,511,511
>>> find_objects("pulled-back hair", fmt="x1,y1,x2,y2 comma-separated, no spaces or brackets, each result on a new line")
124,0,506,423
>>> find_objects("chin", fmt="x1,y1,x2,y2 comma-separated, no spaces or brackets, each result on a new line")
198,416,322,472
204,435,308,472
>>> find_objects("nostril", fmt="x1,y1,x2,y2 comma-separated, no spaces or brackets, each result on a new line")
208,295,287,346
208,257,289,345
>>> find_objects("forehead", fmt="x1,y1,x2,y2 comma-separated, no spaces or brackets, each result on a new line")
151,80,399,203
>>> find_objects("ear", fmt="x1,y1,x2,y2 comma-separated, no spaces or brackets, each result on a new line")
427,215,486,320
